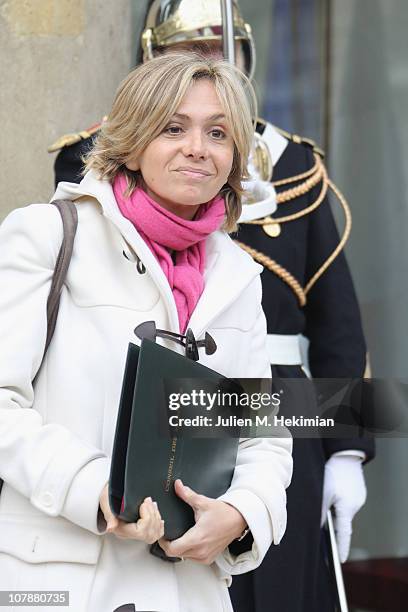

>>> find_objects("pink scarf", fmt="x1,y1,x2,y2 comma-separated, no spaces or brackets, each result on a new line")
113,174,225,332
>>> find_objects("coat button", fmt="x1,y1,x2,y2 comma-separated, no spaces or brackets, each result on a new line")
41,492,54,507
136,259,146,274
122,250,146,274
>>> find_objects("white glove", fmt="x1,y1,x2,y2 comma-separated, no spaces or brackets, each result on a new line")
321,455,367,563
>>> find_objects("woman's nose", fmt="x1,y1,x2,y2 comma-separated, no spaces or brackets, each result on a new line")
181,130,207,159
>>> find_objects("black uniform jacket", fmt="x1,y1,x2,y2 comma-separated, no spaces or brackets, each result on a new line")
236,138,375,460
231,134,374,611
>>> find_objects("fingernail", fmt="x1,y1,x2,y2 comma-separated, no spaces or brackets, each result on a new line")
145,496,152,502
153,501,158,509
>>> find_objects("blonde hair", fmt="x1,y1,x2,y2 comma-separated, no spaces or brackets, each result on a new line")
84,53,257,232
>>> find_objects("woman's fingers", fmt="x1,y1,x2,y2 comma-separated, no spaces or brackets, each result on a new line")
139,497,154,519
143,499,165,542
136,498,159,543
153,501,162,523
112,497,164,543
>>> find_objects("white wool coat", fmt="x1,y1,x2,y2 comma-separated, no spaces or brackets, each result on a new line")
0,171,292,612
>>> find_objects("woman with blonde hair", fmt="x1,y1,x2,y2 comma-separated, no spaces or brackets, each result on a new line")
0,54,292,612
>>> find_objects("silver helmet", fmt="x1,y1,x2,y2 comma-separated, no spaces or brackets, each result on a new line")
141,0,256,79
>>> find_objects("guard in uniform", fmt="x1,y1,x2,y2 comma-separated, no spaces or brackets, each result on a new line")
49,2,375,611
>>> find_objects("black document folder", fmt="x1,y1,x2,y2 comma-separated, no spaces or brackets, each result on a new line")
109,339,242,540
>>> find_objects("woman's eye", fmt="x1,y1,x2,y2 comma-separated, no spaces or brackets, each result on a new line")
210,129,226,140
164,125,183,135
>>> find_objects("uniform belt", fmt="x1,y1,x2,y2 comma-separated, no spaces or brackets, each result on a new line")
266,333,303,365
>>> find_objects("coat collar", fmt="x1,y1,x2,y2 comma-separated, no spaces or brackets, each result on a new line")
53,171,263,339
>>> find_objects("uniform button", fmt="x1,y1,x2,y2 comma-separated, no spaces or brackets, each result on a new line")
41,492,54,507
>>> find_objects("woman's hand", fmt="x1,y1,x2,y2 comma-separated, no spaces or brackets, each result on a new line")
159,479,247,564
99,484,164,544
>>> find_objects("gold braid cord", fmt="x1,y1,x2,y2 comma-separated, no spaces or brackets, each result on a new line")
273,156,319,187
305,178,352,295
248,154,328,225
234,241,307,307
236,155,352,306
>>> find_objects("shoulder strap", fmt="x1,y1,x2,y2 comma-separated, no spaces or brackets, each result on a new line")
44,199,78,355
0,200,77,498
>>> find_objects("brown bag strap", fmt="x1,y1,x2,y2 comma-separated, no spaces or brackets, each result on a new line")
0,200,77,497
44,199,78,355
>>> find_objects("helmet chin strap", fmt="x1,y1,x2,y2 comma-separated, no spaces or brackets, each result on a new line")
220,0,235,65
141,27,154,61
